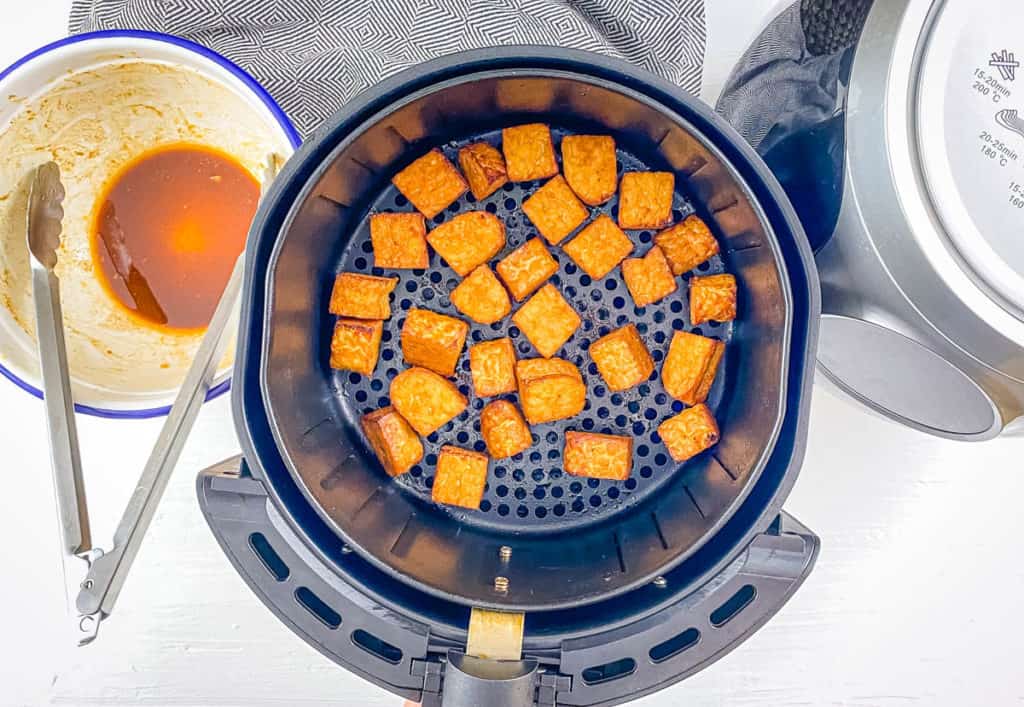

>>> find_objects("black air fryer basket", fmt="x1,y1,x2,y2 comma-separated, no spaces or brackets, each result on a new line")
198,48,821,707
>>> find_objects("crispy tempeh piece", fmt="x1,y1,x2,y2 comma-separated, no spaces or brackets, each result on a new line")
564,431,633,480
470,338,517,397
561,135,617,205
390,366,468,436
521,174,589,245
562,215,634,280
427,211,506,277
618,171,674,230
662,330,725,405
391,148,468,219
361,406,423,477
432,445,489,509
512,284,581,358
516,357,586,425
369,213,429,269
654,216,719,275
502,123,558,182
330,318,384,375
450,265,511,324
400,308,469,377
495,237,559,301
458,142,508,200
481,400,533,458
657,403,720,462
621,245,678,308
589,324,654,392
329,272,398,319
689,273,737,325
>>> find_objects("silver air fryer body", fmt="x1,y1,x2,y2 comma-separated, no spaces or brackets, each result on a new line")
816,0,1024,439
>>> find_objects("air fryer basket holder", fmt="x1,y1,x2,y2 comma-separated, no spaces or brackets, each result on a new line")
199,458,817,706
202,48,821,706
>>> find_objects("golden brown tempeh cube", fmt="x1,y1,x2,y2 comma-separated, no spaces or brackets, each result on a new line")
391,148,468,219
522,175,589,245
502,123,558,182
329,272,398,319
400,308,469,377
654,216,719,275
450,265,511,324
689,273,737,325
427,211,506,277
621,245,678,308
657,403,720,462
369,212,429,270
561,135,618,205
495,237,559,301
562,215,634,280
470,338,517,397
390,367,468,436
432,445,489,509
458,142,508,200
330,318,384,375
662,330,725,405
480,400,533,458
361,406,423,477
512,284,581,358
589,324,654,392
564,431,633,480
516,357,586,425
618,171,674,230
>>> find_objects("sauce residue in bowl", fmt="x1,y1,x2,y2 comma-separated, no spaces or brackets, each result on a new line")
91,143,259,331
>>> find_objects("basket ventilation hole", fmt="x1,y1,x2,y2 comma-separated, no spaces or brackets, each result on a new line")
581,657,636,686
649,627,700,663
710,584,757,628
295,587,341,629
249,533,288,582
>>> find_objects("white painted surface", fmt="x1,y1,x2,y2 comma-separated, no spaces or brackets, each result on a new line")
2,2,1023,706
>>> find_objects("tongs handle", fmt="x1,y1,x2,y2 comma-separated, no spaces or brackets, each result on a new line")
32,266,91,556
74,253,244,642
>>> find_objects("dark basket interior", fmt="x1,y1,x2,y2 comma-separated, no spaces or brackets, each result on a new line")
259,71,791,609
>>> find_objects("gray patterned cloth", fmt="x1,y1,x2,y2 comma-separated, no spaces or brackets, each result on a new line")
70,0,706,138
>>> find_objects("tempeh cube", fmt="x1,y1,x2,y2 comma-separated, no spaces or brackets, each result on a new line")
521,175,589,245
511,284,581,358
400,308,468,377
329,272,398,319
689,274,737,325
662,330,725,405
361,406,423,477
502,123,558,182
391,148,468,219
427,211,506,277
562,215,634,280
480,400,533,459
564,431,633,480
561,135,617,205
330,318,383,375
369,213,429,270
390,367,468,436
621,245,677,308
432,446,489,509
495,237,558,301
657,403,720,462
589,324,654,392
450,265,511,324
618,171,674,230
654,215,719,275
469,338,517,397
458,142,508,200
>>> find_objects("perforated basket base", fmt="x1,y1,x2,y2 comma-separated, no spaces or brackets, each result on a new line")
333,127,733,535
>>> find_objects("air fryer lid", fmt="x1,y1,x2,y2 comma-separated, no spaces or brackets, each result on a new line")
914,0,1024,316
258,68,793,610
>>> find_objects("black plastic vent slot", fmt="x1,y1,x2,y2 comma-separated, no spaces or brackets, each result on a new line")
710,584,756,627
352,629,403,664
649,627,700,663
249,532,289,581
581,657,636,686
295,587,341,629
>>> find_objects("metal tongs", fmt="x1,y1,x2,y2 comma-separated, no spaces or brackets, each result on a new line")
27,157,280,646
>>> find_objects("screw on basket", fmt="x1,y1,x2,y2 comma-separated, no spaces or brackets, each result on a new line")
494,576,510,593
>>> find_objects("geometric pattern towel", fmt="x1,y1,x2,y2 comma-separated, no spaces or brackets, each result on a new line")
70,0,706,138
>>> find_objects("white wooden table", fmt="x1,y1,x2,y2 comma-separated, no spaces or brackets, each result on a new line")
3,2,1023,705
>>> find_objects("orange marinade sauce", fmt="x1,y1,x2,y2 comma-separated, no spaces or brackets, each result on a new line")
91,143,259,331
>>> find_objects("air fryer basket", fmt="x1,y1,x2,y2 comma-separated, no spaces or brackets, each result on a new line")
258,69,792,610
